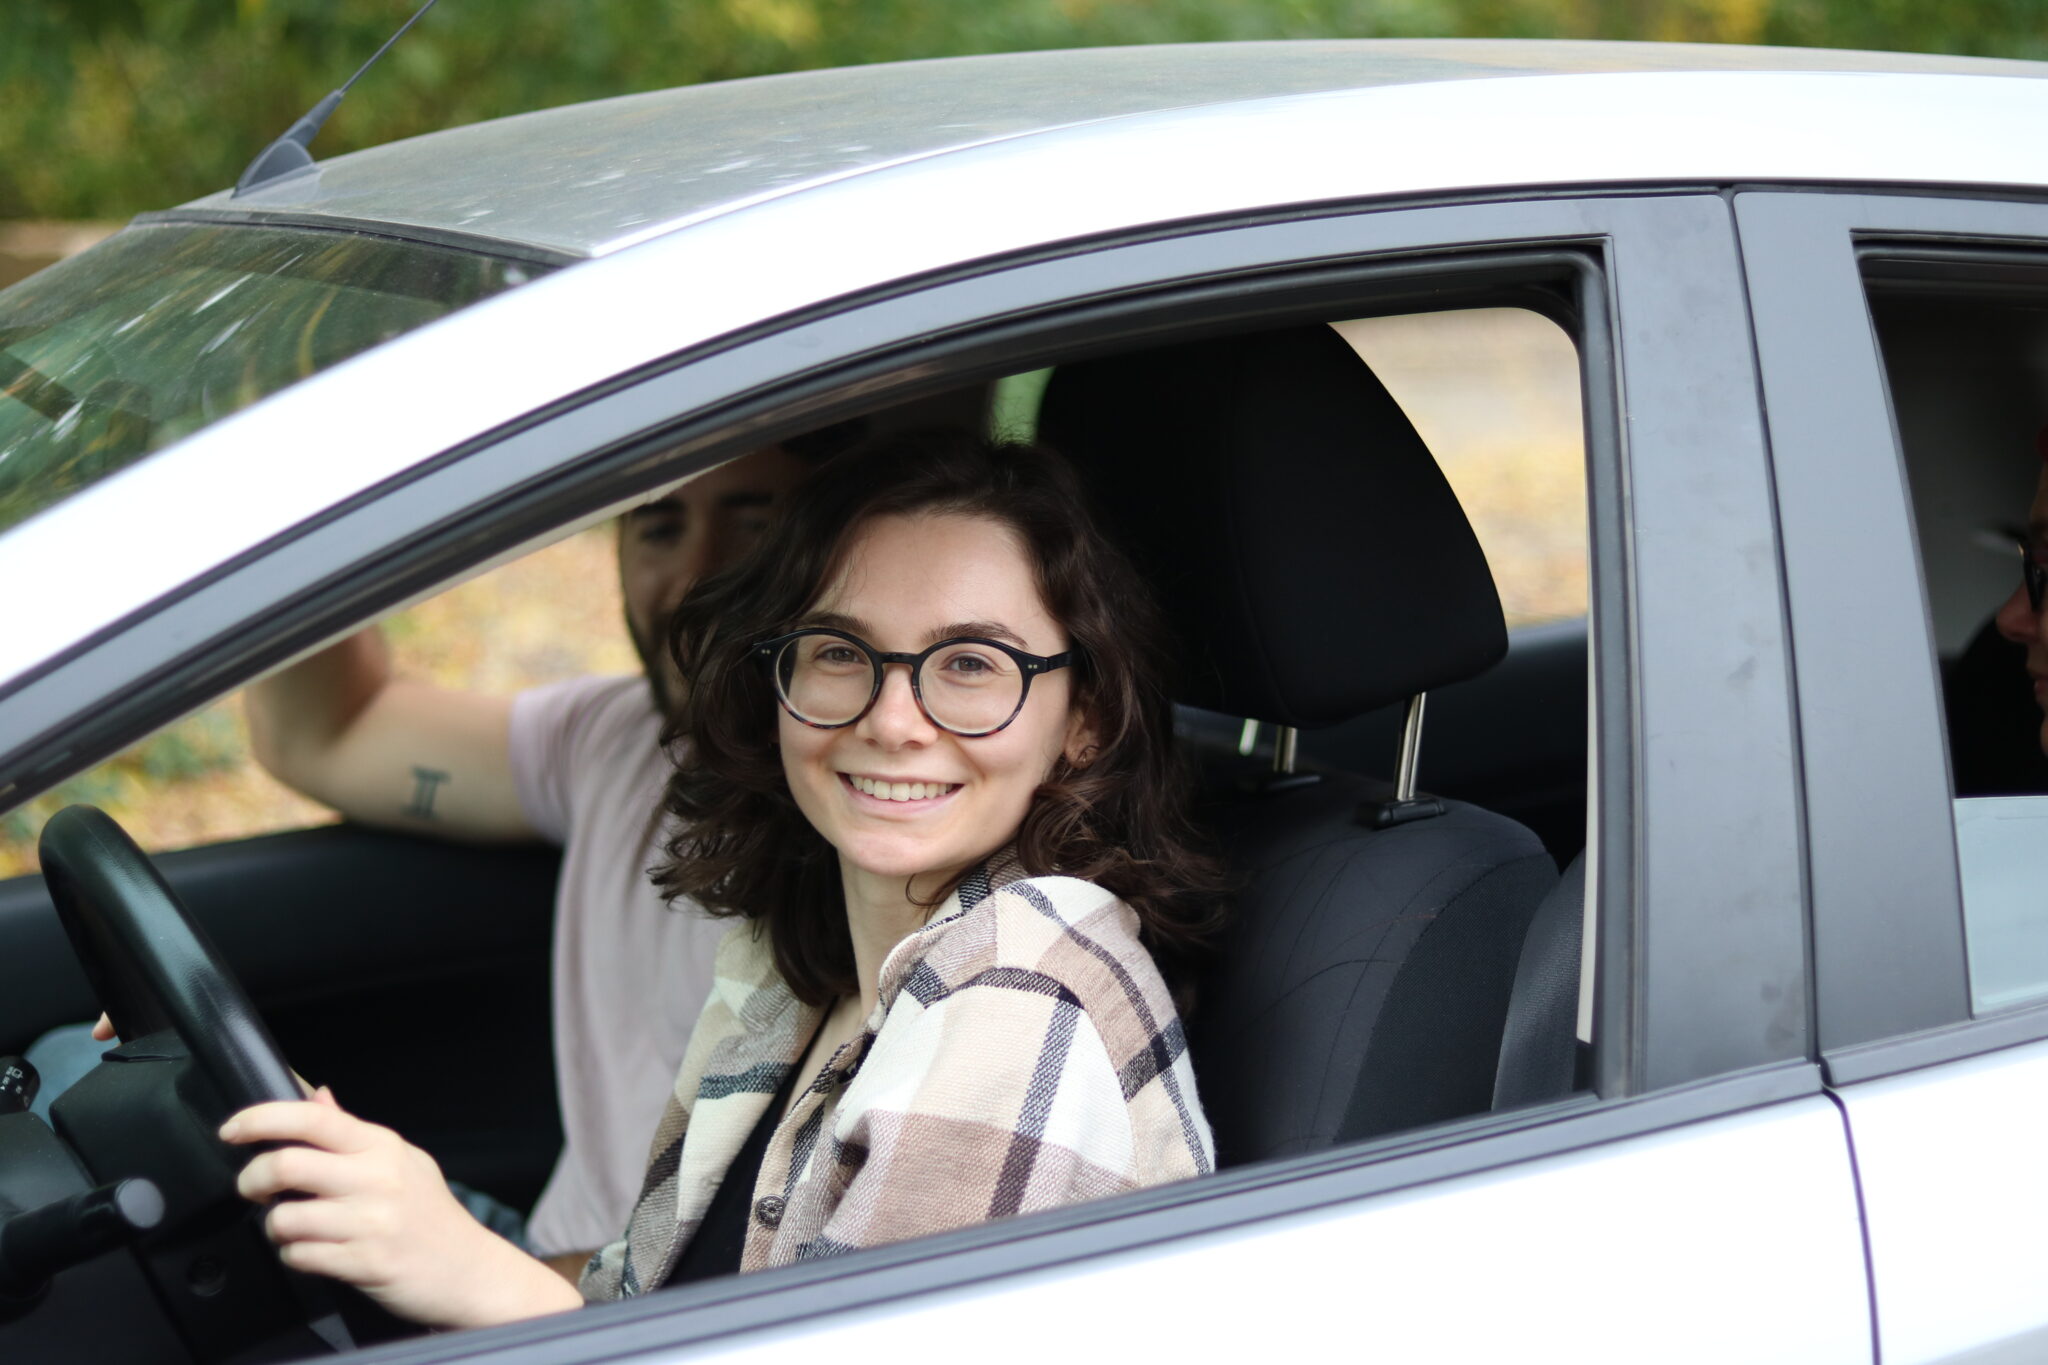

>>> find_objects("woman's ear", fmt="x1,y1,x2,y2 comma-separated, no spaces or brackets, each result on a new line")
1062,707,1102,770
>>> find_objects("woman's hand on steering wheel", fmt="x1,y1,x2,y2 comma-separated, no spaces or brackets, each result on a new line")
219,1093,584,1332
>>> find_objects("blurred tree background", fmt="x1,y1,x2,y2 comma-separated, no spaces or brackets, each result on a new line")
6,0,2046,222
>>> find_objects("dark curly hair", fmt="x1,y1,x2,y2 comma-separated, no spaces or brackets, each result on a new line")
652,428,1227,1006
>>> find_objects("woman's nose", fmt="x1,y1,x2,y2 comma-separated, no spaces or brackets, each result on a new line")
858,664,935,744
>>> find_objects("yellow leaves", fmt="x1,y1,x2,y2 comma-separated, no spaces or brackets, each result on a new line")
724,0,823,48
1652,0,1772,45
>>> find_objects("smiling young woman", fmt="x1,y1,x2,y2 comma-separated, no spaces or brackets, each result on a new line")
215,430,1228,1325
597,428,1230,1290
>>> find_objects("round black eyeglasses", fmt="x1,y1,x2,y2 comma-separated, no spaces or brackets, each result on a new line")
754,628,1074,737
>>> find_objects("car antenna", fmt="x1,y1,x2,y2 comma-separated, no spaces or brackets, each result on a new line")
232,0,441,197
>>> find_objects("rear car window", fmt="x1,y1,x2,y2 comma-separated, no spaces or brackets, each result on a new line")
1873,262,2048,1013
0,222,544,535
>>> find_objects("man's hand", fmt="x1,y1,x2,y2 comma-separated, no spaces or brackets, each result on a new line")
220,1089,582,1330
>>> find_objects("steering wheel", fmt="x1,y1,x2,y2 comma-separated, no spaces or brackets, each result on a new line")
29,805,368,1356
38,805,299,1113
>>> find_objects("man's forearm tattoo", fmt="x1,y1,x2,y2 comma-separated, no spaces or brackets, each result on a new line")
405,765,451,819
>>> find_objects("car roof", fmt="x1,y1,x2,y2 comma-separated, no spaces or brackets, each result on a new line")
159,39,2048,262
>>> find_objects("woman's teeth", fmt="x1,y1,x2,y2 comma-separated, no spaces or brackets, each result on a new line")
848,775,959,802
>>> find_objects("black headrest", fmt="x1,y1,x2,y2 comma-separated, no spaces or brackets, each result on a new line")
1040,323,1506,728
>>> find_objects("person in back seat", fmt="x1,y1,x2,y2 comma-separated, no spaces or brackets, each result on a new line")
1971,429,2048,775
213,430,1228,1328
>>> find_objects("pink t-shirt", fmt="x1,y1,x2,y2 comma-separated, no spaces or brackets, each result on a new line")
508,674,726,1256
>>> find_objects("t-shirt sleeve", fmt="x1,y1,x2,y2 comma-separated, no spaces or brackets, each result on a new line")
508,674,643,845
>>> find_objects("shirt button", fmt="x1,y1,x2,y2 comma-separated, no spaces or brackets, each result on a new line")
753,1195,786,1229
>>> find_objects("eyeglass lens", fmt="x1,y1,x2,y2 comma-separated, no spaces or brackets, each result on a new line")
773,635,1025,733
2026,543,2047,614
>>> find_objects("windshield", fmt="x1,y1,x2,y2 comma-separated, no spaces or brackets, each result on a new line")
0,222,546,535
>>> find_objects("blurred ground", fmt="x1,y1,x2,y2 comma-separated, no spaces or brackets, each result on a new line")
0,240,1583,875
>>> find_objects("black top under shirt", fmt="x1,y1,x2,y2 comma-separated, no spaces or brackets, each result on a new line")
663,1031,817,1287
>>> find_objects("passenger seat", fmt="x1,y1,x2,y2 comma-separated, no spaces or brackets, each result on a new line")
1043,322,1560,1165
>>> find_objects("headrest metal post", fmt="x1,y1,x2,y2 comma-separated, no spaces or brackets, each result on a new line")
1394,693,1427,801
1237,719,1261,758
1272,726,1298,776
1359,692,1444,829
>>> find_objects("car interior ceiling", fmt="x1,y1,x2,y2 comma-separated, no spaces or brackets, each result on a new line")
0,310,1597,1262
1874,286,2048,798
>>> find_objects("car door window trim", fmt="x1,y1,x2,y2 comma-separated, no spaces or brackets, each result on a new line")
1735,188,2048,1078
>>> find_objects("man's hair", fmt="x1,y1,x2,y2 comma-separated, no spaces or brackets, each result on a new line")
652,428,1228,1006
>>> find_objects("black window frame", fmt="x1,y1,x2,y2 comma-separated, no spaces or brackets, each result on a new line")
0,190,1818,1358
1735,187,2048,1084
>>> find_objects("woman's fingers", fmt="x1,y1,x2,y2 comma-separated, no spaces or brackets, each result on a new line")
221,1099,378,1153
237,1144,362,1204
263,1192,400,1249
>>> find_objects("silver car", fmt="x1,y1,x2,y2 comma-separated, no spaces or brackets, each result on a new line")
3,37,2048,1365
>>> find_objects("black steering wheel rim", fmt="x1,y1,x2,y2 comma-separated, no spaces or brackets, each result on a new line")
37,804,300,1112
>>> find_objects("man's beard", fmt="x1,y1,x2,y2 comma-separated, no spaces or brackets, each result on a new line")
627,608,679,718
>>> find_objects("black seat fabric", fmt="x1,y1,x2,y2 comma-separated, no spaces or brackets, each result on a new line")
1204,776,1555,1160
1042,322,1560,1166
1492,850,1587,1112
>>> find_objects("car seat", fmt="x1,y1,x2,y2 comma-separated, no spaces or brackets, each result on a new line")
1041,322,1560,1166
1492,849,1588,1110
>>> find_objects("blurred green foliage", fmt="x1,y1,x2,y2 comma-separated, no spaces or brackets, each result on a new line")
5,0,2046,221
0,703,242,849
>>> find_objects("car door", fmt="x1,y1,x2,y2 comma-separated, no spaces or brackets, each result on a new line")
0,185,1873,1361
1741,187,2048,1365
0,828,566,1206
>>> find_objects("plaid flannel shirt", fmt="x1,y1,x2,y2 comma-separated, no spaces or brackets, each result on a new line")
581,854,1213,1297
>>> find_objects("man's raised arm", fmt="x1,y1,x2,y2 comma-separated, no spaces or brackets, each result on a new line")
244,628,534,840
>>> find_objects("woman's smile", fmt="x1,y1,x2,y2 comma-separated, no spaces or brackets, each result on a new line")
841,772,963,804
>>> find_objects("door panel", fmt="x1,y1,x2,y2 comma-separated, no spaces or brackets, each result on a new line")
0,825,562,1207
1835,1040,2048,1365
675,1098,1871,1365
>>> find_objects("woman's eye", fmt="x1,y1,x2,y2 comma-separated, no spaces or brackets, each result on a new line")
941,652,997,677
814,645,864,666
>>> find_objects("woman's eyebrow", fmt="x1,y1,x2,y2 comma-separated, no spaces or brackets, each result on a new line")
803,611,872,635
798,613,1027,648
928,621,1025,647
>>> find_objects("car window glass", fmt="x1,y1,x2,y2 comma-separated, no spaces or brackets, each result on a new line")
0,223,544,537
1872,273,2048,1014
1334,308,1587,627
0,526,631,876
